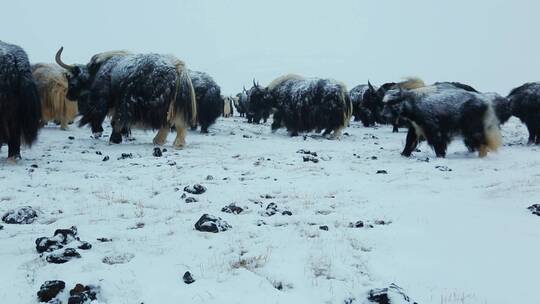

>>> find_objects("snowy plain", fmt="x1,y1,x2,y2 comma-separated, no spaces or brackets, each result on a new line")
1,115,539,304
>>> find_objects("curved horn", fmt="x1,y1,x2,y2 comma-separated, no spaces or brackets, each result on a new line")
253,78,258,88
55,47,75,71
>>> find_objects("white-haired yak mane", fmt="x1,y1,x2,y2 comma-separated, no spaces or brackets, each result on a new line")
32,63,78,130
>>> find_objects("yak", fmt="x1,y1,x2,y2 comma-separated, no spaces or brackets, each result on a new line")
32,63,78,130
222,96,234,117
349,81,384,127
55,47,196,148
383,82,502,158
248,74,352,137
234,91,248,117
0,41,41,162
188,70,222,133
507,82,540,144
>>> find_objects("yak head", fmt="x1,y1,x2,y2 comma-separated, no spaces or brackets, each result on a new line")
381,88,410,122
55,47,91,102
247,80,273,120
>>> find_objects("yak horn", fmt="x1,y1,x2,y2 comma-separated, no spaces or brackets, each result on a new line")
55,47,75,70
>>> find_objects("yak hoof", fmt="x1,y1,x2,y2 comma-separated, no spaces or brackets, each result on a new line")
173,140,185,149
153,137,166,146
92,132,103,139
6,155,21,164
110,133,122,144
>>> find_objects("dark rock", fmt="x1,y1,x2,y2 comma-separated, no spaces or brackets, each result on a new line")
194,214,231,233
206,175,214,180
368,288,390,304
0,224,3,230
102,156,109,162
96,238,112,243
319,225,329,231
264,203,278,216
374,220,391,226
152,147,162,157
68,136,75,140
184,184,206,195
95,151,102,155
37,280,65,302
78,241,92,250
167,160,177,166
68,284,98,304
303,155,319,163
256,220,266,226
528,204,540,216
117,153,133,160
243,134,252,138
180,193,186,198
46,248,81,264
2,206,38,224
435,165,452,172
185,197,198,204
162,148,168,152
349,221,364,228
183,271,195,284
376,170,388,174
221,203,244,215
281,210,292,216
371,156,378,160
368,284,417,304
31,164,38,168
297,149,317,157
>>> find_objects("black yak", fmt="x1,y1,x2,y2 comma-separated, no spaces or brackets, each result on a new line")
0,41,41,162
507,82,540,144
55,47,196,148
379,78,425,132
222,96,234,117
248,74,352,137
188,70,222,133
349,81,384,127
32,63,78,130
383,82,502,157
234,91,248,117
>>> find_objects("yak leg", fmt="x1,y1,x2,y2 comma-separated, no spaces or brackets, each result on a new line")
60,115,69,131
526,124,536,145
433,141,447,158
153,127,170,145
401,128,419,157
478,145,489,158
173,112,187,148
7,133,21,163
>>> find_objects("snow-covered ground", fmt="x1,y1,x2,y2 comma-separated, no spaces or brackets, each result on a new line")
1,116,539,304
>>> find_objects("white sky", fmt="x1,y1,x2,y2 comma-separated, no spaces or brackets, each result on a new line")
2,0,538,94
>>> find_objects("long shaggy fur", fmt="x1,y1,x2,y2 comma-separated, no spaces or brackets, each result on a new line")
60,48,195,147
0,41,41,160
32,63,78,130
385,83,502,157
379,77,426,132
349,82,384,127
187,70,222,133
248,74,352,137
507,82,540,144
222,96,234,117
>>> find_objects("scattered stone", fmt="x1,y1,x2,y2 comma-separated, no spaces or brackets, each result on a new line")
297,149,317,157
0,224,3,230
282,210,293,216
319,225,329,231
221,203,244,215
374,220,391,226
303,155,319,163
263,203,278,216
206,175,214,180
162,148,168,152
95,151,102,155
194,214,231,233
167,160,177,166
261,194,275,199
376,170,388,174
243,134,252,138
117,153,133,160
96,237,112,243
184,184,206,195
368,284,417,304
68,284,98,304
152,147,162,157
528,204,540,216
2,206,38,224
102,156,109,162
435,165,452,172
46,248,81,264
349,221,364,228
183,271,195,284
371,156,378,160
185,197,198,204
256,220,266,226
31,164,39,168
68,136,75,140
102,253,135,265
37,280,65,302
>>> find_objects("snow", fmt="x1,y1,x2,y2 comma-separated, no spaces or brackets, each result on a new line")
1,116,539,303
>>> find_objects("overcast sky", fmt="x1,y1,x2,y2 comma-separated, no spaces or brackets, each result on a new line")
2,0,538,94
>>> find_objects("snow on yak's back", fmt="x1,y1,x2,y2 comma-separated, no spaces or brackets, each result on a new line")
0,41,41,162
55,47,196,148
248,74,352,137
384,82,502,158
31,63,78,130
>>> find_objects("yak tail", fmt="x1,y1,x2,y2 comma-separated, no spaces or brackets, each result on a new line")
483,103,503,152
177,69,197,128
19,72,41,146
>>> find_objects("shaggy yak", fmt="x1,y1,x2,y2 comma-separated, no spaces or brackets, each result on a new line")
222,96,234,117
188,70,222,133
383,82,502,158
234,91,248,117
0,41,41,162
32,63,78,130
349,81,384,127
248,74,352,137
55,47,196,147
507,82,540,144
